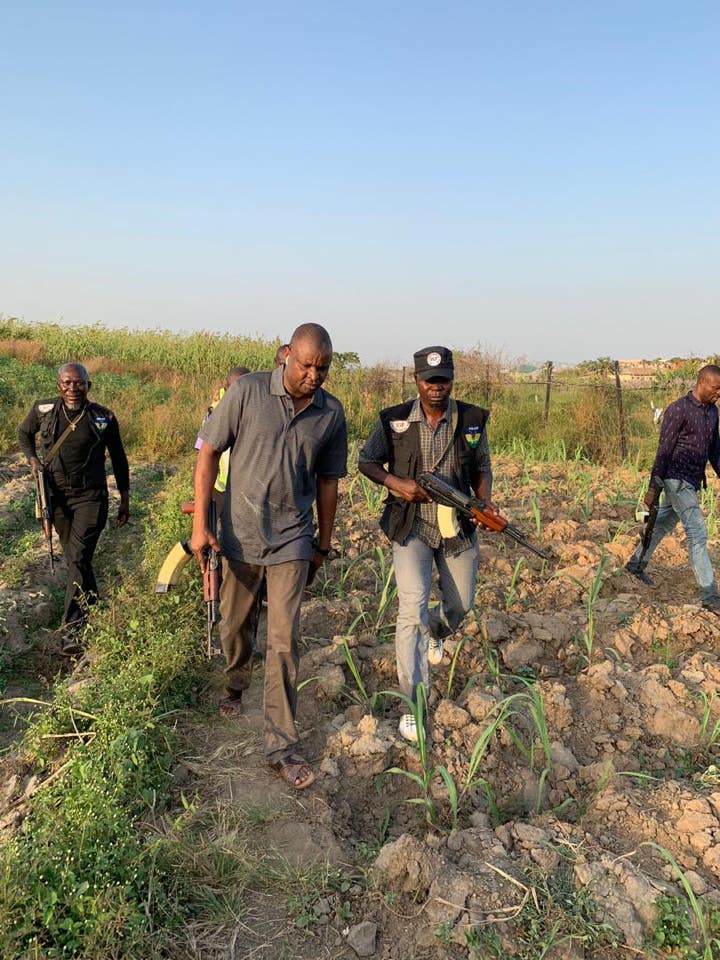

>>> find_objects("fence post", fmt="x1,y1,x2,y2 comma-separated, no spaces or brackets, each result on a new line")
543,361,553,422
401,365,406,400
614,360,628,460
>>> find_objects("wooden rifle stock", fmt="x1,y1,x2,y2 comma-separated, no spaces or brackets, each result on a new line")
417,472,551,561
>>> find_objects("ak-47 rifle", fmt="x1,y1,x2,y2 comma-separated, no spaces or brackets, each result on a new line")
418,472,551,561
154,500,222,657
202,499,221,658
635,483,661,568
34,466,55,574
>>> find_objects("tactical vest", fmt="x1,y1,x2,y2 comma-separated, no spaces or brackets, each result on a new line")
36,398,116,489
378,399,489,544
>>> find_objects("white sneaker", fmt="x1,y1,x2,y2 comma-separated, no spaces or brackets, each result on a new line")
399,714,419,743
428,636,444,666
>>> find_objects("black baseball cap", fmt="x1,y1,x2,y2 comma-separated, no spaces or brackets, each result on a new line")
413,345,454,381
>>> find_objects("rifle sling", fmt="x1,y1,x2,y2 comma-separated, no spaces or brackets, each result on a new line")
44,415,84,466
427,401,458,474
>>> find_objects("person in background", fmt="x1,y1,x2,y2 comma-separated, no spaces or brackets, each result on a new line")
626,364,720,612
18,362,129,655
194,367,250,510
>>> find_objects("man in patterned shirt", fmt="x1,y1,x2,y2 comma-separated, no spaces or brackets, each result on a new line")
359,346,494,741
626,364,720,612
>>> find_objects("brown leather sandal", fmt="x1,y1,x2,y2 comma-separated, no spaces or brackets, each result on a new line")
270,753,315,789
218,692,244,717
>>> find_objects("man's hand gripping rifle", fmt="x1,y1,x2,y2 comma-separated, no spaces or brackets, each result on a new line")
34,466,55,574
155,500,222,657
418,473,551,561
201,499,222,658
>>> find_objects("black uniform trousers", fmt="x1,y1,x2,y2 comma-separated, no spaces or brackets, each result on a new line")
51,485,109,628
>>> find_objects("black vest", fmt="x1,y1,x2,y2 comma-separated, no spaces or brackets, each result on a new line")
378,399,489,544
37,398,116,490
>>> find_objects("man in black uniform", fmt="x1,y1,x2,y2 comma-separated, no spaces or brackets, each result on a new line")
18,362,130,653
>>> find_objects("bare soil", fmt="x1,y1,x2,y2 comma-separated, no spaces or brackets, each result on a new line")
3,455,720,958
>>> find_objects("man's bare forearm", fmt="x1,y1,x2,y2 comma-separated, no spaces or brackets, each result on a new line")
190,445,222,554
316,477,339,550
360,460,408,493
358,460,388,485
359,460,431,503
475,469,493,503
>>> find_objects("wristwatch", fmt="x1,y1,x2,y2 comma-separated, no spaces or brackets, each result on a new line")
312,538,331,556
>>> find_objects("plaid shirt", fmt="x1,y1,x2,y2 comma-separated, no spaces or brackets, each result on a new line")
359,398,491,555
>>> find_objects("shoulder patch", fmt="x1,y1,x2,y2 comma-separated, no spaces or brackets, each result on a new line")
390,420,410,433
464,424,482,448
38,403,54,414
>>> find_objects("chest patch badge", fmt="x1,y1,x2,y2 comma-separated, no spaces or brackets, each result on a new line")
390,420,410,433
38,403,54,414
93,416,109,432
464,425,482,448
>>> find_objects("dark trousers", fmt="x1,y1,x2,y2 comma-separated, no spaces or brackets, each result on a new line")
220,557,309,759
52,486,109,628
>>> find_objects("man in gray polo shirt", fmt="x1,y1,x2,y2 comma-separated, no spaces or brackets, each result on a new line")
191,323,347,789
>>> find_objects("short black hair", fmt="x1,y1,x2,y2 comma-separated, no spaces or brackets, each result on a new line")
289,324,332,355
698,364,720,382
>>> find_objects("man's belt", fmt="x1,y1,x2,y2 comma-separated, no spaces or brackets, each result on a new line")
51,477,106,494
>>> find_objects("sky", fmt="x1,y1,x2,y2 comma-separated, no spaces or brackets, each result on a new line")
1,1,718,367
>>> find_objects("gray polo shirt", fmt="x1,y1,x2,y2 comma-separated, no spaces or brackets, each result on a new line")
200,366,348,564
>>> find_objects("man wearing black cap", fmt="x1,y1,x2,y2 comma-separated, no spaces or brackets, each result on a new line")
358,346,493,741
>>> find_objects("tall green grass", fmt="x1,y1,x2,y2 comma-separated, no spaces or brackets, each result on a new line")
0,316,667,464
0,316,277,376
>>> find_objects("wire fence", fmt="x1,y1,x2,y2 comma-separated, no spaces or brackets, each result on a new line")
397,360,695,465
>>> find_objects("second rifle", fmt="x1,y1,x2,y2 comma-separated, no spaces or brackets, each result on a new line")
202,499,222,658
154,499,222,657
34,466,55,574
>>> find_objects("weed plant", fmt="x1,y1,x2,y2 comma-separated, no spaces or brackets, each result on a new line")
464,858,617,958
347,472,385,514
504,557,526,610
530,493,542,538
567,553,610,667
384,684,459,829
340,633,382,714
636,842,720,960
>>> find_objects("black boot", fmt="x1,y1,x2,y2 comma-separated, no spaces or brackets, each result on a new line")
624,562,654,586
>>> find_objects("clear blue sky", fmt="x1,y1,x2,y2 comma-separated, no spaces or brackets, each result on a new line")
1,1,718,366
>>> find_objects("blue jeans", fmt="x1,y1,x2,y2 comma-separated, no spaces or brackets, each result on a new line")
392,537,479,701
629,478,718,601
